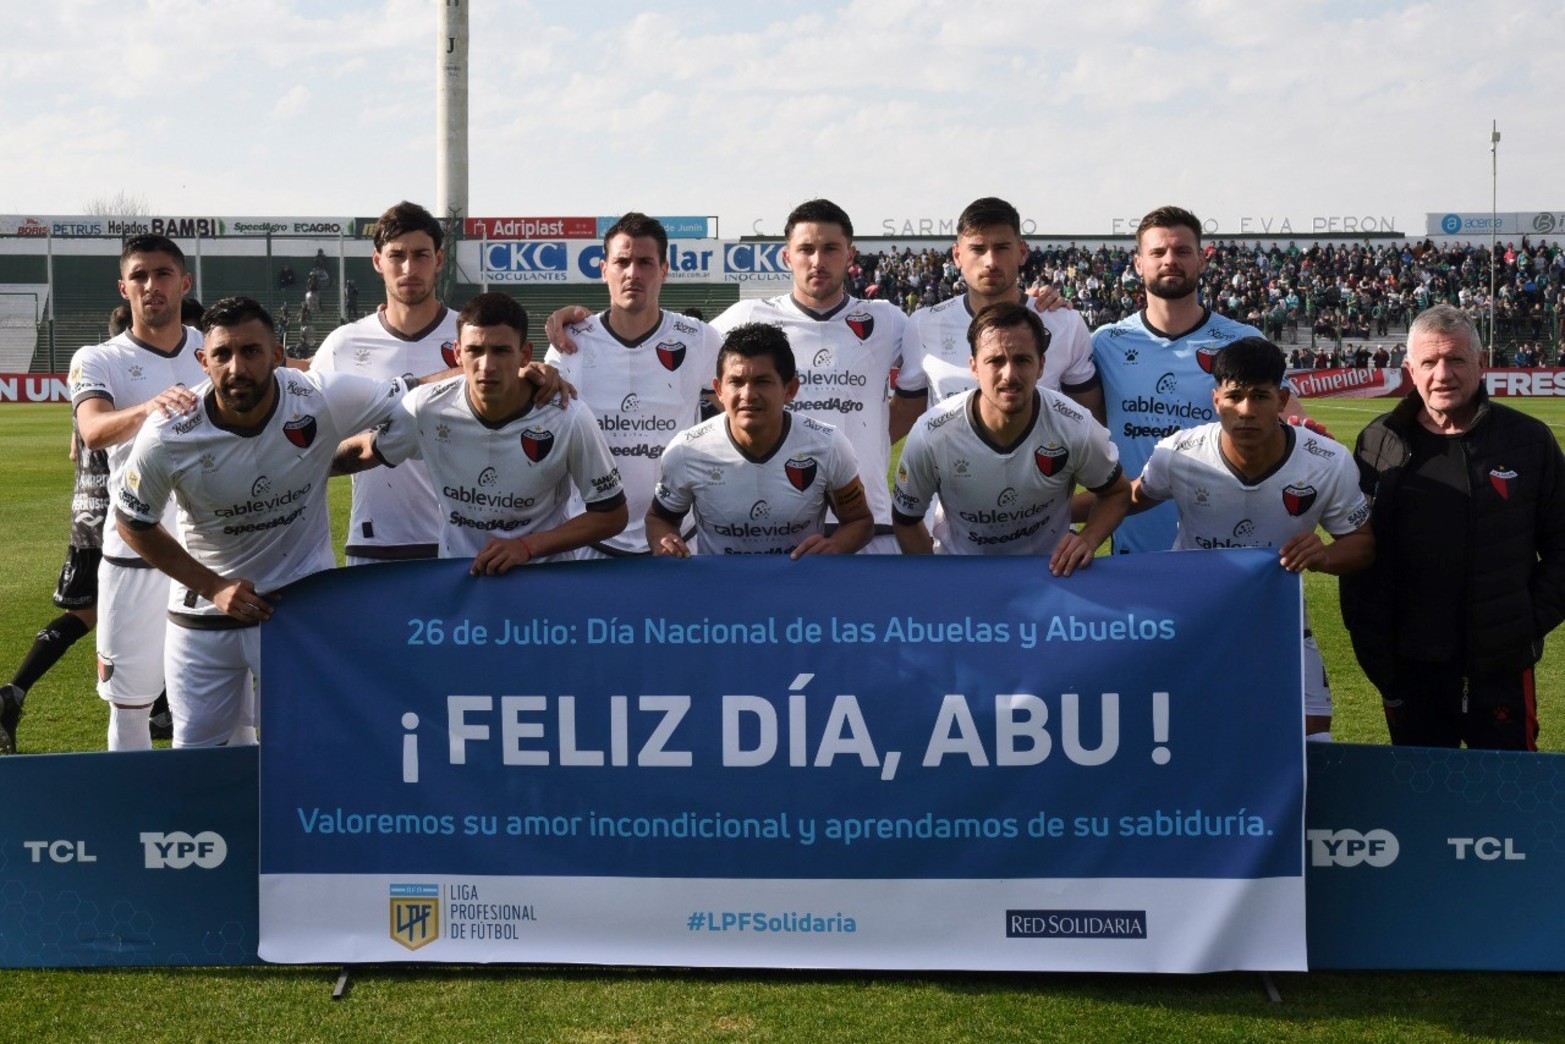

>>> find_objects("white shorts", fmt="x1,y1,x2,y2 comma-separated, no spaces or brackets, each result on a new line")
858,533,902,555
165,623,260,748
1303,630,1332,719
95,560,170,706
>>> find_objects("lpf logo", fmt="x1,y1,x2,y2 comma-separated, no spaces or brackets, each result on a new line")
1305,828,1399,867
141,830,228,869
390,883,440,950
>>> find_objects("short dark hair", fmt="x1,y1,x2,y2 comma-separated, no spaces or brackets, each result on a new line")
957,197,1021,237
1212,337,1287,387
718,322,796,383
107,305,131,337
602,212,668,256
374,200,444,252
967,301,1050,359
120,234,185,271
1136,206,1203,248
199,296,275,335
181,298,205,326
457,292,528,339
784,199,853,243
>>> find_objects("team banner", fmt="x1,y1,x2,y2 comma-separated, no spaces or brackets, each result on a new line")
0,747,260,967
258,553,1305,971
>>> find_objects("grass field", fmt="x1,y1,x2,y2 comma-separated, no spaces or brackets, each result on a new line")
3,399,1564,1041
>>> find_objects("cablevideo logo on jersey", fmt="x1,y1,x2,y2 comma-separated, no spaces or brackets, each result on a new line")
722,242,790,282
482,241,569,282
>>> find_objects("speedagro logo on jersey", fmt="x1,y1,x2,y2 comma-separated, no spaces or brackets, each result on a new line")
1034,443,1068,477
656,340,686,372
284,415,318,449
521,428,554,463
845,310,874,341
1489,467,1518,500
785,456,818,491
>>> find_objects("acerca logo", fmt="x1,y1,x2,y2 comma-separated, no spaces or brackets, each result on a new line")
1306,828,1399,867
724,242,788,274
1441,213,1462,235
1155,373,1177,395
141,830,228,869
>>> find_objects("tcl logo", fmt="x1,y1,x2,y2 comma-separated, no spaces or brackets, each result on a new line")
1305,828,1399,867
23,840,96,863
140,830,228,869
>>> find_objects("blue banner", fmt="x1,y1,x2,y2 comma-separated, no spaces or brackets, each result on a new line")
258,552,1306,970
0,747,259,967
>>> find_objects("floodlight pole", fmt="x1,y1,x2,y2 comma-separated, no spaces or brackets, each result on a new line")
1490,120,1500,365
437,0,470,299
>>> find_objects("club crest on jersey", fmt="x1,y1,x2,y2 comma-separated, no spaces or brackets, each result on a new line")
845,310,875,341
284,415,318,449
1489,467,1518,500
521,427,554,462
440,340,458,368
1283,483,1317,517
655,340,686,372
1195,346,1219,374
785,456,818,491
1034,442,1069,477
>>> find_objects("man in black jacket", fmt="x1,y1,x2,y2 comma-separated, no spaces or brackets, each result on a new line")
1340,304,1565,749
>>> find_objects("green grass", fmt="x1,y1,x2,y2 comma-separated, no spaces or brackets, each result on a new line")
4,401,1565,1041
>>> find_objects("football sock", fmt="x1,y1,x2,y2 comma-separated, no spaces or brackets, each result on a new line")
10,613,91,699
109,704,153,751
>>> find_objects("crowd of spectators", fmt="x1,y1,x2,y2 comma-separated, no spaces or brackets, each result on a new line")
849,237,1565,361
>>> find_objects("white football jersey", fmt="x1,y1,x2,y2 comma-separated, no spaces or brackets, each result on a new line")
545,309,720,554
1136,422,1370,550
312,307,459,559
374,378,624,561
69,326,206,560
893,389,1122,556
654,414,860,556
116,370,407,619
710,294,904,527
898,294,1097,404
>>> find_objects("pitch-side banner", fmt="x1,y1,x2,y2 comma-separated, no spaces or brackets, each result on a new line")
258,553,1305,971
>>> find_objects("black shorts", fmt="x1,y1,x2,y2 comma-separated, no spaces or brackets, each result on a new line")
52,545,101,610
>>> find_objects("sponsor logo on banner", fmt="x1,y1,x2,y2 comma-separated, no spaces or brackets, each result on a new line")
1489,468,1518,500
1006,910,1148,939
23,840,96,863
784,457,818,491
140,830,228,869
16,217,49,237
723,242,790,282
0,374,71,404
466,217,597,240
1447,836,1527,861
482,241,569,282
1306,828,1399,867
1286,366,1408,399
284,416,318,449
389,883,440,950
1484,369,1565,397
521,428,554,462
1035,443,1068,477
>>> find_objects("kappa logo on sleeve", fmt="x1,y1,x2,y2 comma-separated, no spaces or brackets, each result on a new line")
284,415,318,449
656,340,687,372
521,428,554,463
785,457,818,491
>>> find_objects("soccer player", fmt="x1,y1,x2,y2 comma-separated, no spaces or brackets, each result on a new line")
335,293,627,572
1129,337,1372,739
69,235,206,750
647,323,872,558
892,302,1128,574
897,197,1102,415
310,200,463,565
1090,206,1268,554
543,212,721,557
115,297,416,747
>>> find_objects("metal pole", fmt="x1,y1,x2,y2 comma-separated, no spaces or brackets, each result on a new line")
44,228,57,370
437,0,469,302
1490,120,1499,364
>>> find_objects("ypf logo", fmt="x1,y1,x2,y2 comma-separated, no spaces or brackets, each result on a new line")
1441,213,1462,235
1306,828,1399,867
141,830,228,869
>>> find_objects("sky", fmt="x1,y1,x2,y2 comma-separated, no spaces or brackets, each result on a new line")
1,0,1558,240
